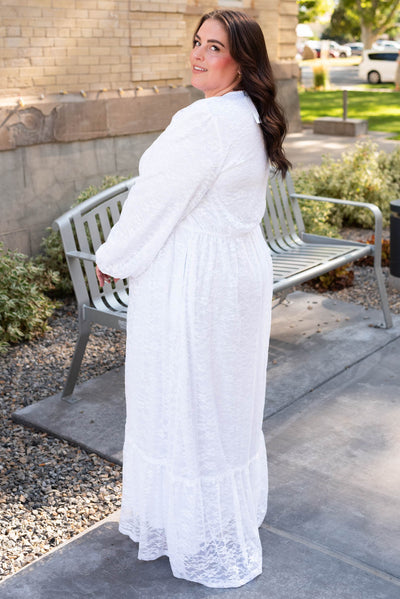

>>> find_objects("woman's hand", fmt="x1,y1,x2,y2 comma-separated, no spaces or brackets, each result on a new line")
96,265,119,287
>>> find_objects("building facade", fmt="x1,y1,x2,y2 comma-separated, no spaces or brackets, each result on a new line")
0,0,300,253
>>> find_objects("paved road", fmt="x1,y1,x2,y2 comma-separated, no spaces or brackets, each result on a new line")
301,64,362,88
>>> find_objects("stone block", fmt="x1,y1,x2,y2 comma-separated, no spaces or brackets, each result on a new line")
8,105,57,147
106,88,190,136
281,1,300,16
114,132,160,174
272,60,299,80
313,117,368,137
277,78,302,133
0,131,160,254
54,100,108,142
0,228,31,255
0,147,25,220
92,137,119,175
0,117,15,151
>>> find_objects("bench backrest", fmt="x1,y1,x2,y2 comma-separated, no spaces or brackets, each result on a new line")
262,170,306,254
55,171,306,311
54,178,136,313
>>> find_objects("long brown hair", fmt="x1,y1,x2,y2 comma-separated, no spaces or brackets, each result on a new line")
194,10,291,176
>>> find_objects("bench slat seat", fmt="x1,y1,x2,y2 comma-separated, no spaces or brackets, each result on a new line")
271,242,371,288
54,170,392,399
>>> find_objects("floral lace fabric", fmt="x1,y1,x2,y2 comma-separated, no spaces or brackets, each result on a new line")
119,438,268,587
96,91,273,587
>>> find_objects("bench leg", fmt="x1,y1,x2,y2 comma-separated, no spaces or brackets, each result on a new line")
61,322,92,399
374,262,393,329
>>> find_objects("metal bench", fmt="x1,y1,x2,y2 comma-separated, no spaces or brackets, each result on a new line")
53,171,392,399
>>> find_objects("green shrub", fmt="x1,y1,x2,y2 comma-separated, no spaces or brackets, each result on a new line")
313,65,329,90
299,198,337,237
293,142,400,230
291,167,339,237
0,244,59,353
379,146,400,193
35,228,73,297
37,175,129,297
356,235,390,267
308,264,354,292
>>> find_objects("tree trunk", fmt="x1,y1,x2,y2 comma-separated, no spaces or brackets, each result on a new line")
361,24,378,49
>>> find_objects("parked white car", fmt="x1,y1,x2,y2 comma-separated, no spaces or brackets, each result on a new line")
304,40,339,58
358,49,399,83
329,41,352,57
373,40,400,50
305,40,351,58
345,42,364,56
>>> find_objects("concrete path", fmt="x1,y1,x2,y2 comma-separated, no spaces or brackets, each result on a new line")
3,291,400,598
12,292,400,458
3,127,400,597
284,128,399,168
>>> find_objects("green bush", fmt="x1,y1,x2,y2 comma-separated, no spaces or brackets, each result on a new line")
293,142,400,230
379,147,400,193
356,235,390,268
298,197,338,237
313,65,329,90
0,244,59,353
37,175,129,297
35,228,73,297
291,167,339,237
308,264,355,292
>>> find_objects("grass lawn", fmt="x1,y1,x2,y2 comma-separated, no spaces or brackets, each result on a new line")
299,90,400,140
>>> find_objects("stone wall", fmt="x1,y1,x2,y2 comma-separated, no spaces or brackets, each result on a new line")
0,133,161,255
0,88,190,255
1,1,133,96
0,0,300,254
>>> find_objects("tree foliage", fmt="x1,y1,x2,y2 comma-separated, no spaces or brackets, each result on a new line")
325,0,400,46
322,0,360,42
357,0,400,47
298,0,334,23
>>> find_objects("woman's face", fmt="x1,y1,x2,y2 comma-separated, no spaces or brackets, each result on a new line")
190,19,240,98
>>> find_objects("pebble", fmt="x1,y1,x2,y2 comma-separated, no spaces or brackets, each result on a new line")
0,298,124,581
1,257,399,582
303,264,400,315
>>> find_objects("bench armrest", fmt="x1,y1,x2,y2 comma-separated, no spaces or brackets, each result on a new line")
291,192,381,216
290,192,383,265
66,250,97,262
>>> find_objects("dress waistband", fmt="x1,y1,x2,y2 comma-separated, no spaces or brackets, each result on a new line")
178,223,260,239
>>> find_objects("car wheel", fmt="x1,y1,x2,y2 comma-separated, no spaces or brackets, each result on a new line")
368,70,381,84
340,52,347,58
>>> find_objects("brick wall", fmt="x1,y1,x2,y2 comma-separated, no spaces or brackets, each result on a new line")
130,1,187,86
279,0,299,60
0,0,298,97
0,1,133,96
0,1,300,254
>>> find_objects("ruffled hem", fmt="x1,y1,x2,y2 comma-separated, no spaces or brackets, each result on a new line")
171,565,263,589
119,523,263,589
118,439,268,588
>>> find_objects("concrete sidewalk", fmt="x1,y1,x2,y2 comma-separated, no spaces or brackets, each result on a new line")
2,127,400,598
3,291,400,598
284,128,399,168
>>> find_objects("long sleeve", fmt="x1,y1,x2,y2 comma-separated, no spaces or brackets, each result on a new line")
95,101,223,280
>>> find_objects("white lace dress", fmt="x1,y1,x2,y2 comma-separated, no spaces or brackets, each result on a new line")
95,90,273,588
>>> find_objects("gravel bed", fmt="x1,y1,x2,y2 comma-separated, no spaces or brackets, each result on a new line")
301,228,400,315
0,298,125,580
1,257,400,582
303,264,400,314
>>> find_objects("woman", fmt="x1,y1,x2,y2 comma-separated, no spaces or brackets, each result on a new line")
96,9,290,588
395,49,400,92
